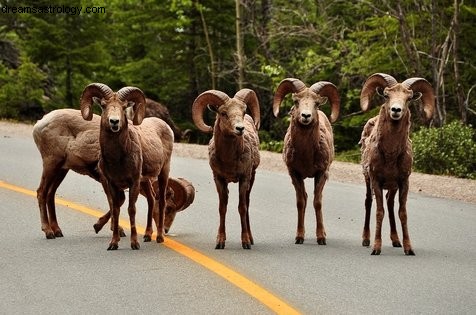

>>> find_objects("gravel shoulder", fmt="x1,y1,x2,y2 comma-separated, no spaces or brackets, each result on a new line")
2,120,475,204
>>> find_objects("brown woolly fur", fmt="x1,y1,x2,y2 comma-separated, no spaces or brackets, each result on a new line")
359,73,435,256
192,88,260,249
273,78,340,245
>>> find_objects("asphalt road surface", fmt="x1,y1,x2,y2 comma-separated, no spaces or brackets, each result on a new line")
0,129,475,314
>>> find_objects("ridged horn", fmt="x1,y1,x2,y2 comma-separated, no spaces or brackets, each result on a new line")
360,73,398,111
192,90,230,133
402,77,436,121
80,83,114,121
117,87,146,125
167,177,195,212
310,81,341,123
273,78,307,117
234,88,261,130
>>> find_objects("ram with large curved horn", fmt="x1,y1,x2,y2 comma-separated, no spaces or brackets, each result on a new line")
359,73,436,255
191,88,261,249
272,78,340,245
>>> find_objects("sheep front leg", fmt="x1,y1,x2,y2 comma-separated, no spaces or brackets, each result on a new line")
313,173,327,245
398,181,415,255
290,172,307,244
362,175,372,247
245,170,257,245
371,182,385,255
107,186,125,250
386,189,402,247
214,176,228,249
93,179,126,237
128,183,141,250
238,179,252,249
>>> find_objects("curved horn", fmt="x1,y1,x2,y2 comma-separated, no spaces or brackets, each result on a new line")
167,177,195,212
310,81,341,123
273,78,307,117
234,88,261,130
80,83,114,121
192,90,230,133
117,86,146,125
360,73,398,111
402,77,435,121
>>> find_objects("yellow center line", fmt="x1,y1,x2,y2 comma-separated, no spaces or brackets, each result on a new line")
0,180,301,315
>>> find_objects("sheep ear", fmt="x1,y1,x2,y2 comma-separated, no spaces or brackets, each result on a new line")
207,104,219,113
319,96,328,106
412,92,422,101
376,87,385,97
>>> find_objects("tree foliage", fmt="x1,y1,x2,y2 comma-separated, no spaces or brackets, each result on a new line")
0,0,475,175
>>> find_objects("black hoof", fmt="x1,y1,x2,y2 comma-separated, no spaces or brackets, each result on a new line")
371,249,381,255
54,230,64,238
242,243,251,249
392,241,402,247
156,235,164,243
45,233,55,239
93,223,101,234
131,243,140,250
362,239,370,247
295,237,304,244
107,244,118,250
143,235,152,242
405,249,415,256
317,238,326,245
215,242,225,249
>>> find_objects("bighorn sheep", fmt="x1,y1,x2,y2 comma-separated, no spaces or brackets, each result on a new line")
273,78,340,245
33,109,193,240
359,73,435,255
192,89,260,249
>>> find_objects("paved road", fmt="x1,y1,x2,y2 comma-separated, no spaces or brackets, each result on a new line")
0,130,475,314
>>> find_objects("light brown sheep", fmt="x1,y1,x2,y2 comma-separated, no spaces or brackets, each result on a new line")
192,89,260,249
273,78,340,245
33,109,194,240
359,73,435,255
79,83,175,250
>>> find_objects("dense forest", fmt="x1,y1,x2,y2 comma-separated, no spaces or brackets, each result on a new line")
0,0,475,176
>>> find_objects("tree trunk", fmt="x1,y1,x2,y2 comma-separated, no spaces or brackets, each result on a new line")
235,0,245,89
452,0,466,123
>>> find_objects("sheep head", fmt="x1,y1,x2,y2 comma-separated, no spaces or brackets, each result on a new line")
162,177,196,233
273,78,340,125
80,83,146,131
192,89,260,135
360,73,435,122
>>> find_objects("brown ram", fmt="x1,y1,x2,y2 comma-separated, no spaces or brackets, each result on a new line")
359,73,435,255
273,78,340,245
33,109,194,240
192,89,260,249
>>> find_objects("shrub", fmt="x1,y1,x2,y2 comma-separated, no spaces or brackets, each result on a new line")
412,121,476,179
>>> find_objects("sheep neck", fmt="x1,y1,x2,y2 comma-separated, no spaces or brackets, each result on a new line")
99,123,134,164
212,127,245,163
376,106,411,163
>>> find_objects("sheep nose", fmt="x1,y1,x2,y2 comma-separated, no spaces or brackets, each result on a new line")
235,125,245,134
391,107,402,113
301,113,311,119
109,118,120,126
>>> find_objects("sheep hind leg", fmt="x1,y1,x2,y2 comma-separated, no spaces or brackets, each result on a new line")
386,189,402,247
214,177,228,249
141,180,155,242
46,169,69,238
291,173,306,244
314,173,327,245
245,170,256,246
154,173,169,244
362,175,372,247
